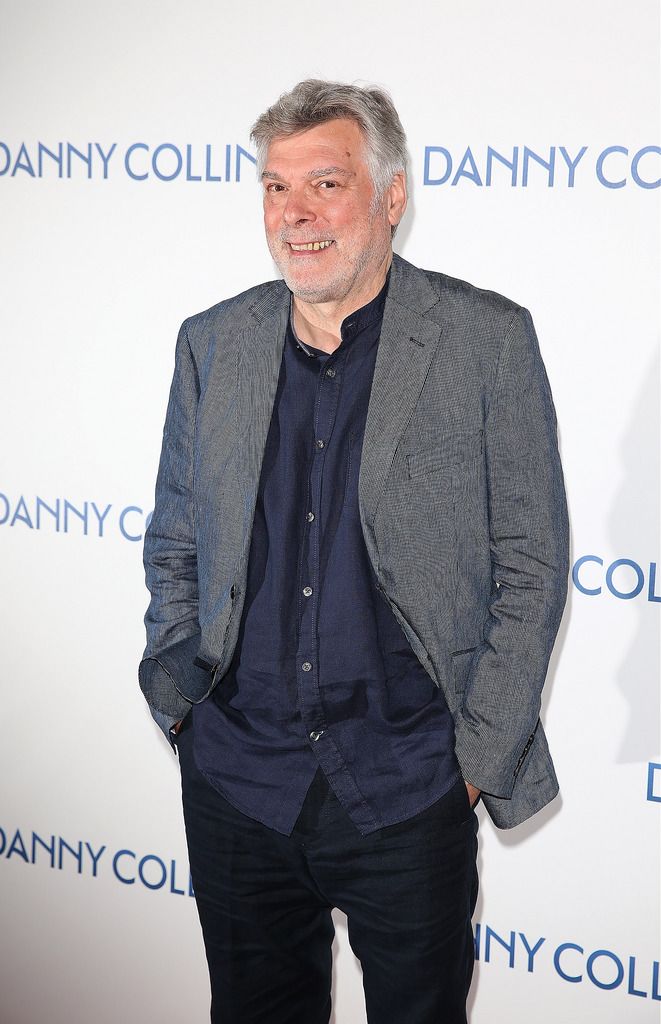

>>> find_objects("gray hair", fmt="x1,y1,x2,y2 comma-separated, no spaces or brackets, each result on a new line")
250,79,408,201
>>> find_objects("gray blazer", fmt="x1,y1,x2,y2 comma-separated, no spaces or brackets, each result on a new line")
139,252,569,829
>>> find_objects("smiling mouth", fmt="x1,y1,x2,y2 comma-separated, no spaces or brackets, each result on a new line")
288,240,334,252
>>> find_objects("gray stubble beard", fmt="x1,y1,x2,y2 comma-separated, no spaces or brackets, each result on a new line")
268,237,381,306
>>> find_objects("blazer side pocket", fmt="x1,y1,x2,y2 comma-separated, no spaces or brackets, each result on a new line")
451,643,483,697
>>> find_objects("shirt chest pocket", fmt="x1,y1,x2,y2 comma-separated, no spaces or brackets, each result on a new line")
406,430,484,479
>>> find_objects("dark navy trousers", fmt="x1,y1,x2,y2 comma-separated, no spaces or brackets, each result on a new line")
177,716,478,1024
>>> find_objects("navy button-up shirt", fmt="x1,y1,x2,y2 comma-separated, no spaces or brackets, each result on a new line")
193,275,459,835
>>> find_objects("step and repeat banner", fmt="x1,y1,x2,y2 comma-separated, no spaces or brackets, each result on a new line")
1,1,659,1022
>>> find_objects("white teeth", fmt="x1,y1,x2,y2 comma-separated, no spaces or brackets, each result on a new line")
290,240,333,251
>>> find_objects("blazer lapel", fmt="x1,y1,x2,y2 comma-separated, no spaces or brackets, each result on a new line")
235,284,289,530
359,254,444,534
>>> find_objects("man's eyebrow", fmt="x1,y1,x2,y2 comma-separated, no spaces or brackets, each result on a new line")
261,166,354,181
305,166,354,179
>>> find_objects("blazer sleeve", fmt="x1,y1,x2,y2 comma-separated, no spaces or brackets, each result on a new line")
138,320,204,737
452,306,570,798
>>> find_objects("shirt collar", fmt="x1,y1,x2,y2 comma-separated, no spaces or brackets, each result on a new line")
288,269,391,359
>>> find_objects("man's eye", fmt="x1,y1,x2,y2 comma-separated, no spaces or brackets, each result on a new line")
266,183,286,193
319,180,337,189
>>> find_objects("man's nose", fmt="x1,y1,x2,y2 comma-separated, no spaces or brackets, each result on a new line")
282,191,316,227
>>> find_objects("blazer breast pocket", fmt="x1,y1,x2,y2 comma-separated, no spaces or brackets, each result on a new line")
406,430,484,479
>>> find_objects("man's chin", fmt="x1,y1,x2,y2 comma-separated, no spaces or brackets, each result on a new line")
280,267,347,305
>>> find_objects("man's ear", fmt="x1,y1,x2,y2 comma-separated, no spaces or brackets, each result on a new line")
387,172,407,228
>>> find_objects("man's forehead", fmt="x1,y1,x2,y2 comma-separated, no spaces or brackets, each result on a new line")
264,119,367,172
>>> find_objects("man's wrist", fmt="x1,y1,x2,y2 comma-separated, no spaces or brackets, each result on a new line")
465,781,482,807
168,719,184,746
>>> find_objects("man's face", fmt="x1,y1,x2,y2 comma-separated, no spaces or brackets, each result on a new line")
262,118,405,306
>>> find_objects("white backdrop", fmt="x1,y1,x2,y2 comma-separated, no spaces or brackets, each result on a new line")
1,1,659,1022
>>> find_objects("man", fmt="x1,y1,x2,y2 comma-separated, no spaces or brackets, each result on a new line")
139,80,569,1023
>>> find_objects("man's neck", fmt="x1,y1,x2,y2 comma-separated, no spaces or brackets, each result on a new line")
292,254,391,354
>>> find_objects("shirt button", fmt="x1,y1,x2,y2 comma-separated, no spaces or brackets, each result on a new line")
303,586,313,597
316,439,325,449
301,661,312,672
306,512,315,522
326,367,336,378
309,730,325,741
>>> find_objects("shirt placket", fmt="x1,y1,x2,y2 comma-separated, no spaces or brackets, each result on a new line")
296,351,342,747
